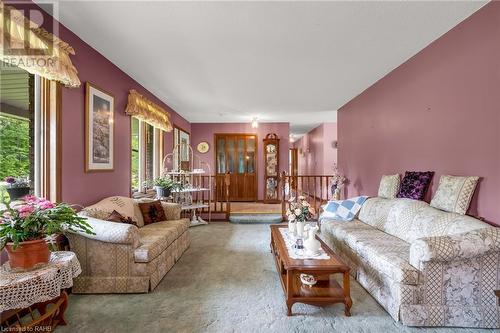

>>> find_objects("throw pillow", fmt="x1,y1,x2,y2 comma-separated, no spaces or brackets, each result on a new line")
321,196,369,222
138,200,167,225
106,210,138,226
378,174,400,199
397,171,434,201
430,175,479,215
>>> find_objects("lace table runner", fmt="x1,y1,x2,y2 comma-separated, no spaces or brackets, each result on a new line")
0,251,81,311
279,228,330,260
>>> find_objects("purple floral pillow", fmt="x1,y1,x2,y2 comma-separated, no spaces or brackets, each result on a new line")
396,171,434,200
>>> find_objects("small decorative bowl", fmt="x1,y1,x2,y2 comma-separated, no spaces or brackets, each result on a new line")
300,273,317,286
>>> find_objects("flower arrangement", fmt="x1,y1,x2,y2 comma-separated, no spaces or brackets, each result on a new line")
286,196,315,222
0,195,94,250
331,164,347,200
4,176,29,188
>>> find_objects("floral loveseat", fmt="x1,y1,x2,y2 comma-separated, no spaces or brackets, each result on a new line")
67,196,190,293
320,197,500,328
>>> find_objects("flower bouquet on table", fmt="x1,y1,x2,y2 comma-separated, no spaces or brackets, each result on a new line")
0,195,94,269
331,164,347,200
286,195,316,237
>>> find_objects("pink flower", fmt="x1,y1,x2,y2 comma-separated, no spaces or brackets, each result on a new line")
16,204,35,218
38,200,55,210
23,195,39,203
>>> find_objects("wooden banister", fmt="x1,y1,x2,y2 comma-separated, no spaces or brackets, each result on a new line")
280,172,334,221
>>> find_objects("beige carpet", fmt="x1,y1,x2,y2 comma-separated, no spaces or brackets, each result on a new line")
59,224,495,333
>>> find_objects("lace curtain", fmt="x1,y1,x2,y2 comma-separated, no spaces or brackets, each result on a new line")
0,2,80,87
125,89,173,132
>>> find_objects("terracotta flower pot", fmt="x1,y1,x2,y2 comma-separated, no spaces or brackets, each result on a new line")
5,239,50,269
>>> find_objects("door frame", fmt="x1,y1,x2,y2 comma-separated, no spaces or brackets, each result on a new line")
214,133,258,202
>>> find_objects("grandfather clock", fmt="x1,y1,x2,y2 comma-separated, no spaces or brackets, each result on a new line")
263,133,280,203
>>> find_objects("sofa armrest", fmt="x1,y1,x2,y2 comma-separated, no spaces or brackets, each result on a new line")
410,227,500,269
69,216,140,247
161,202,181,220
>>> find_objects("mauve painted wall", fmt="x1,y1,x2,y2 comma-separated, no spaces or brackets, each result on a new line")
190,123,290,200
338,2,500,225
31,5,190,206
295,123,337,175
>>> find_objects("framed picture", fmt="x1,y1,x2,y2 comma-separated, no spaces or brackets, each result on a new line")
173,125,190,171
85,82,114,172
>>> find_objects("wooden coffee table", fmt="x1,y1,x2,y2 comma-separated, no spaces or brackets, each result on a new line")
270,224,352,316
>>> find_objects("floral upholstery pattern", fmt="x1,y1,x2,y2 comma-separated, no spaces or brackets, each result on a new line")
430,175,479,215
378,174,400,199
320,197,500,328
68,197,190,293
397,171,434,200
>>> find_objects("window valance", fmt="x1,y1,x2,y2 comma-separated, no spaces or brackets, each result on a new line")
0,2,80,87
125,90,173,132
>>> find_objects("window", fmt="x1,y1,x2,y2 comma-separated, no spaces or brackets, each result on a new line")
1,64,61,202
130,118,164,195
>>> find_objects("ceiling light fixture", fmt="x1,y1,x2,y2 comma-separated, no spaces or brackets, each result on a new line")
251,117,259,128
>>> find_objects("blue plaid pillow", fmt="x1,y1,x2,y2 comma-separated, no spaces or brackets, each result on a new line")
321,196,368,221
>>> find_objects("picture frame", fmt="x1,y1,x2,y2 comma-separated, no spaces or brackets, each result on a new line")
173,125,190,171
85,82,114,172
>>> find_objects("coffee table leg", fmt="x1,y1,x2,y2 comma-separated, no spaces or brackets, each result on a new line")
343,271,352,316
286,270,294,316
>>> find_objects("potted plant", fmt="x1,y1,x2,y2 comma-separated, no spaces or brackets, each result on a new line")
0,195,94,269
4,176,30,201
286,195,315,237
152,175,183,198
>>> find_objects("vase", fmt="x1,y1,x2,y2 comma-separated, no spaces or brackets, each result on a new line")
288,221,296,234
5,239,50,269
154,186,171,198
304,225,321,254
333,188,341,201
296,221,305,237
6,187,30,201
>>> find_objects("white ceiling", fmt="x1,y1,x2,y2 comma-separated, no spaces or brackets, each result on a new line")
48,0,486,135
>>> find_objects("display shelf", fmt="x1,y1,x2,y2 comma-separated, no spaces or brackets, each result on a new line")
181,204,209,211
171,188,210,193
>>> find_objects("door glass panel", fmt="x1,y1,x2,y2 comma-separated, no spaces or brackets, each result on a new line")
237,138,245,174
226,137,235,173
246,137,255,174
217,138,225,173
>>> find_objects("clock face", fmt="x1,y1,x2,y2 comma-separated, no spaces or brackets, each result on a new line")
197,141,210,153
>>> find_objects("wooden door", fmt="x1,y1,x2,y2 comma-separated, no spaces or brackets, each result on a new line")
215,134,257,201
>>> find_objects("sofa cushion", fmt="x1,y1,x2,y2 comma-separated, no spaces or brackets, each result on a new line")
138,200,167,225
358,197,394,230
134,218,189,263
322,219,420,285
378,174,400,199
430,175,479,215
397,171,434,200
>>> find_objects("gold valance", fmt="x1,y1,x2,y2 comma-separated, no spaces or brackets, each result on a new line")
0,1,80,87
125,90,173,132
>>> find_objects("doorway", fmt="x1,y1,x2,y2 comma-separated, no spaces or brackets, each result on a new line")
215,133,257,201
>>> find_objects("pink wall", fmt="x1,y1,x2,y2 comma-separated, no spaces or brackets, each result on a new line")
295,123,337,175
25,2,191,206
338,2,500,225
190,123,290,200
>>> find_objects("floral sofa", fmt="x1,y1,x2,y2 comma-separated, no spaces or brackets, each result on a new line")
320,197,500,328
67,196,190,293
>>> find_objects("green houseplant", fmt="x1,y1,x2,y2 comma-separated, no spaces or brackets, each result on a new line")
0,195,94,269
153,175,183,198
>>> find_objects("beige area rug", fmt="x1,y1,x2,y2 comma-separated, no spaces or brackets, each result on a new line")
59,224,495,333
